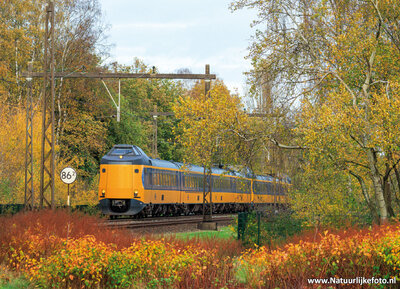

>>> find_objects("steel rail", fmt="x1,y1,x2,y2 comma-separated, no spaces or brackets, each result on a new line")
103,215,234,229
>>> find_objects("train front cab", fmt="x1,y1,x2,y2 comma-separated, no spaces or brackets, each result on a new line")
98,145,148,216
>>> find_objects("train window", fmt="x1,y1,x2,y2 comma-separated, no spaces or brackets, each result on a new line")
237,179,250,194
266,182,270,194
225,178,231,192
109,147,139,156
212,176,218,192
253,181,273,195
253,181,258,195
198,175,203,190
143,168,152,188
231,179,236,193
212,176,231,192
144,168,179,190
183,173,209,191
183,175,189,189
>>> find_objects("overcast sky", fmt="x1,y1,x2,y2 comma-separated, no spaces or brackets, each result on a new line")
98,0,257,96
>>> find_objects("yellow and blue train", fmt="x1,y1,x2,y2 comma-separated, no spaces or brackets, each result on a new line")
98,144,290,217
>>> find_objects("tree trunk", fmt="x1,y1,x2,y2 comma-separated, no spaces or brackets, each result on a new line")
367,148,387,223
348,170,378,221
393,166,400,208
384,178,395,217
383,163,395,218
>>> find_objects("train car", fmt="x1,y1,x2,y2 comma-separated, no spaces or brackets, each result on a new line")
98,144,290,217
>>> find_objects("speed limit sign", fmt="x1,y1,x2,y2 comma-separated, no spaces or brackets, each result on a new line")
60,167,77,184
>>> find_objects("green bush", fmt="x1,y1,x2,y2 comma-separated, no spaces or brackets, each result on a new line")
237,209,304,247
72,205,100,216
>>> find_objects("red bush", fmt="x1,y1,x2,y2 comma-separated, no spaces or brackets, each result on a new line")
0,209,136,263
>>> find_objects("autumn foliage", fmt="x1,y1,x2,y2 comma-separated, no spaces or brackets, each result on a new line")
173,79,247,170
0,210,242,288
2,210,400,288
239,224,400,288
232,0,400,225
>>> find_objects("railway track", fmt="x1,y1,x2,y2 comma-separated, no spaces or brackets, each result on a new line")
103,214,235,229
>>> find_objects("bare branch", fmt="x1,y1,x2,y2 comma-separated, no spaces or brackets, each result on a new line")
269,137,305,150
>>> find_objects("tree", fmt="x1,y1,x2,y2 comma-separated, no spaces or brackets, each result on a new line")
0,0,43,103
232,0,400,223
173,80,247,201
104,61,185,160
0,0,110,204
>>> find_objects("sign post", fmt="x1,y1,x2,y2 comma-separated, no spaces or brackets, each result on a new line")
60,167,77,206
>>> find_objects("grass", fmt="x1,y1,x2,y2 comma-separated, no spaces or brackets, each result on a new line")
0,278,30,289
172,225,236,240
0,266,30,289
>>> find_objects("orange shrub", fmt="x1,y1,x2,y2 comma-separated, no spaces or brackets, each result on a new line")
0,209,135,262
237,224,400,288
0,210,240,288
7,210,400,288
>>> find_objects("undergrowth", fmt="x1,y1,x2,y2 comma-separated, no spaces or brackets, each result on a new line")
2,210,400,288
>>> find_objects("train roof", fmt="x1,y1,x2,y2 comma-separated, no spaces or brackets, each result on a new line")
100,144,152,165
149,158,180,170
254,175,274,182
150,161,227,175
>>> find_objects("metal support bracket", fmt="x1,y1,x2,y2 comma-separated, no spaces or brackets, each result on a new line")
101,79,121,122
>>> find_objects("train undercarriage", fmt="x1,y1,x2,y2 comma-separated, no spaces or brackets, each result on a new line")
101,198,253,219
100,198,283,219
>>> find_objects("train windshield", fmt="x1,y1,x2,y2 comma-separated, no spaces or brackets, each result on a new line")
109,147,140,156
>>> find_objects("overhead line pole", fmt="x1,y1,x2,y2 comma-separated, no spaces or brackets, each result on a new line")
203,64,212,223
39,1,55,209
24,62,34,210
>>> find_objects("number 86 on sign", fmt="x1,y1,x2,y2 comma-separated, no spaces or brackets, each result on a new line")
60,167,77,184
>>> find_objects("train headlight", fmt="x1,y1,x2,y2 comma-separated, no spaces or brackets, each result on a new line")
101,190,105,197
134,190,139,198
